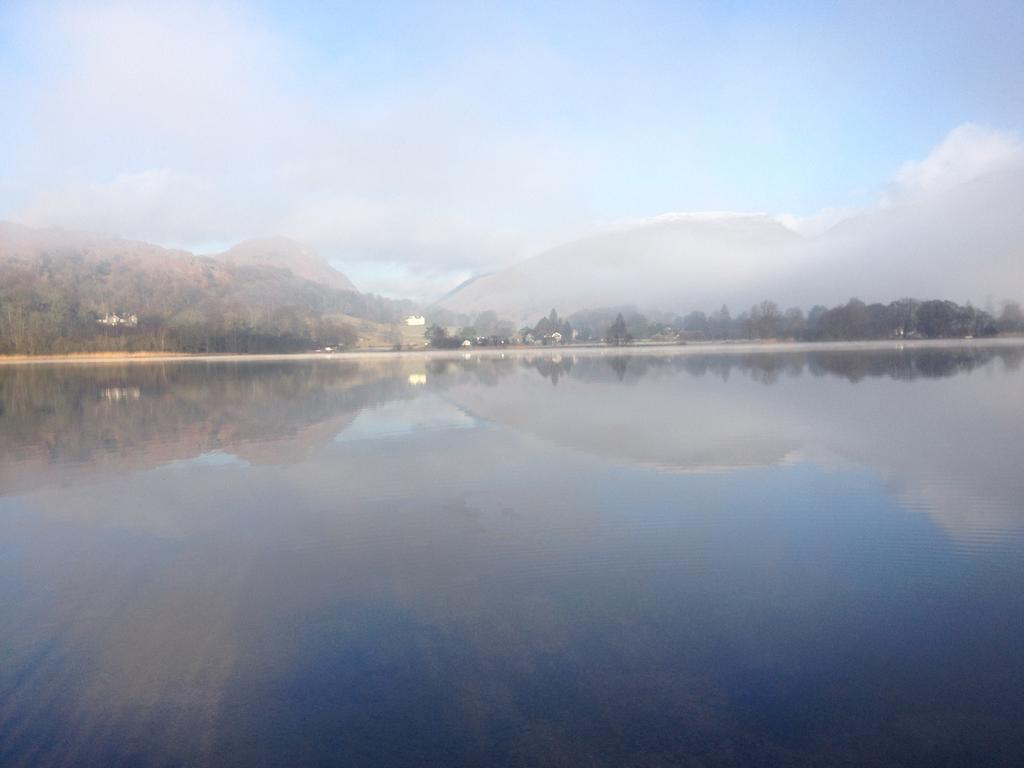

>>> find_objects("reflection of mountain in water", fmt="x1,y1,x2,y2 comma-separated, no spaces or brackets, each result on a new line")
508,344,1024,386
3,344,1023,545
0,361,418,494
433,344,1024,544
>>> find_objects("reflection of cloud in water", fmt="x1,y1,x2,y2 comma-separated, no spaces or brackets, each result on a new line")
335,396,477,443
437,346,1024,545
2,344,1023,545
159,451,250,470
450,374,801,474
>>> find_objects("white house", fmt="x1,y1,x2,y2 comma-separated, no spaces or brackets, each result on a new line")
97,313,138,327
404,315,426,326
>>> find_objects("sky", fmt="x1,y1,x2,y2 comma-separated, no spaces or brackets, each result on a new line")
1,0,1023,300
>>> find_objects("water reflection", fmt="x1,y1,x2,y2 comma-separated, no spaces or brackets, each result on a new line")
1,343,1023,767
0,360,412,494
436,345,1024,545
4,345,1021,544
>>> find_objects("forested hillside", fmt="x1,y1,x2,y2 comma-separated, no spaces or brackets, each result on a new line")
0,223,415,354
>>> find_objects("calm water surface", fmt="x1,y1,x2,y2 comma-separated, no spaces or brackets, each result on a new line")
2,344,1024,767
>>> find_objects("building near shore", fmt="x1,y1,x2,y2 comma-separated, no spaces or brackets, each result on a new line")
97,313,138,327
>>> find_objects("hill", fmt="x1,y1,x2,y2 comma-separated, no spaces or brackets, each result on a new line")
438,165,1024,321
211,236,359,293
0,223,415,354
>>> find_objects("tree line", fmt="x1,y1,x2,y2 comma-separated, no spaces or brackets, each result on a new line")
3,284,1022,355
0,298,362,355
563,298,1022,343
427,298,1023,350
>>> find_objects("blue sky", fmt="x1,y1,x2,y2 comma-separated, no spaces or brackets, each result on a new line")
1,0,1022,298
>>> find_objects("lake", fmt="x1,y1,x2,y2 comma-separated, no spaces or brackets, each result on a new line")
2,343,1023,767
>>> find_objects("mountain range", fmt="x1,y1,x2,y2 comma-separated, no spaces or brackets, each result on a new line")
3,151,1022,351
437,162,1024,321
0,223,414,354
0,221,362,308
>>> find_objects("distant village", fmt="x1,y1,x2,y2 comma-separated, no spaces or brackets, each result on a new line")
390,297,1023,351
51,297,1023,358
405,309,577,349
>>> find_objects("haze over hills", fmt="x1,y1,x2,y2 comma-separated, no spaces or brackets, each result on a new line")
3,123,1024,352
0,222,370,314
0,222,414,354
438,160,1024,322
0,221,360,293
211,235,358,293
437,213,801,321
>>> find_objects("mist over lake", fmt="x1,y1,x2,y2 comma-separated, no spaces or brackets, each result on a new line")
2,343,1023,767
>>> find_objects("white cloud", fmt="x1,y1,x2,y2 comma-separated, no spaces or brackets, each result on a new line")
3,2,1023,301
3,0,593,295
774,208,858,237
778,125,1024,236
885,124,1024,202
15,170,262,245
443,121,1024,316
340,262,475,306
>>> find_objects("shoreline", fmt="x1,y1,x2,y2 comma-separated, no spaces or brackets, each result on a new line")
1,337,1023,366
